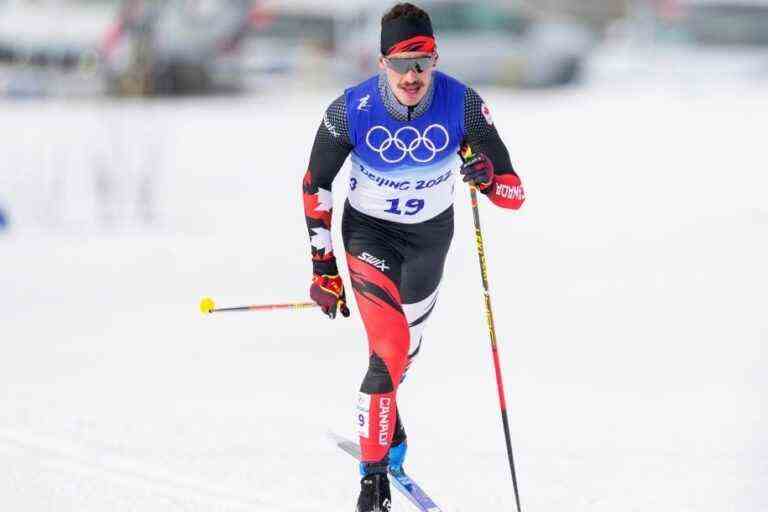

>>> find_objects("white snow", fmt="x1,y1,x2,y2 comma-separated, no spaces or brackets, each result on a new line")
1,82,766,511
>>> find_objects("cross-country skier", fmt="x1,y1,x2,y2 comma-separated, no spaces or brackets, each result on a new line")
302,3,525,510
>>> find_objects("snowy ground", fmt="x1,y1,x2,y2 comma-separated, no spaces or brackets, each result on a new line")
1,81,766,511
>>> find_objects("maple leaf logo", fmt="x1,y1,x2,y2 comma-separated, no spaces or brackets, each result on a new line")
310,227,333,253
315,187,332,212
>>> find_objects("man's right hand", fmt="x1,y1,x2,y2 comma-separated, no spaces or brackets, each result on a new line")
310,273,350,319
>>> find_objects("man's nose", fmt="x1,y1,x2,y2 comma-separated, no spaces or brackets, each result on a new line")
403,69,419,82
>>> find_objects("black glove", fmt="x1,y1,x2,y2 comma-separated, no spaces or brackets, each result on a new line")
459,152,495,191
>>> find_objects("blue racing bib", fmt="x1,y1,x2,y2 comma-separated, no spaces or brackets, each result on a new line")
344,72,466,223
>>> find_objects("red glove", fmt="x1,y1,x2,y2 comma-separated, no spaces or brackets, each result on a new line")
459,152,494,191
310,273,350,319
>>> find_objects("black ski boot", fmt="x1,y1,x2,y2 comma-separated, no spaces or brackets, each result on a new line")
356,472,392,512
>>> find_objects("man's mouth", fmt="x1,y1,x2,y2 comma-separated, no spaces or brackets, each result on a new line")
400,83,423,96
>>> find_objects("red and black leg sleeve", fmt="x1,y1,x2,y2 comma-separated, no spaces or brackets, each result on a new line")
346,250,409,465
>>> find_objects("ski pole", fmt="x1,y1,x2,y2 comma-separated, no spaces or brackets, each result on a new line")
199,297,318,315
461,145,523,512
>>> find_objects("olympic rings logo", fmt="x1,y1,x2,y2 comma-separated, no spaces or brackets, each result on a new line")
365,124,450,164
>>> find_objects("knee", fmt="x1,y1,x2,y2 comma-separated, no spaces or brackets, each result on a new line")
361,350,407,394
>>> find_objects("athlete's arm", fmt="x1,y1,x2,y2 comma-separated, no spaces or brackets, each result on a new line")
303,95,352,274
462,88,525,210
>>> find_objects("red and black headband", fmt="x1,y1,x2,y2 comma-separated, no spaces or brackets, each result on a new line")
381,13,436,56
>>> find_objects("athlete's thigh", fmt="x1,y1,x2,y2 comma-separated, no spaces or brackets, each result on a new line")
343,213,410,367
400,217,452,304
399,232,452,350
343,215,403,306
400,246,450,304
399,210,453,305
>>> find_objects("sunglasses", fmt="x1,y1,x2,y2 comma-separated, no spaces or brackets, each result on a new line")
383,55,436,74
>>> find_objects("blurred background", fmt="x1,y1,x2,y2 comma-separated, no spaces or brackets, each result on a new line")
1,1,766,511
2,0,768,232
1,0,767,232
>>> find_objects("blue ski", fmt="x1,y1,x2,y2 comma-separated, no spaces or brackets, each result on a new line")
329,432,444,512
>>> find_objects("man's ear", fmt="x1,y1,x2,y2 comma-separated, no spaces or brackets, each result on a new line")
377,56,386,71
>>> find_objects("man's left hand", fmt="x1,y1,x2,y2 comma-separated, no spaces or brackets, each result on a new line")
460,152,494,190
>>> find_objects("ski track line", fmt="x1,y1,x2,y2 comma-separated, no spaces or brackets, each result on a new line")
0,428,309,512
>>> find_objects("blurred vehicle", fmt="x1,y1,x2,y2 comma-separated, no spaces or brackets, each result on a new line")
241,0,338,80
0,0,256,96
0,0,112,96
102,0,255,95
335,0,595,88
0,0,111,69
586,0,768,85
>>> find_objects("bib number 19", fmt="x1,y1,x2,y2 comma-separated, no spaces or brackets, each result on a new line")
385,198,425,216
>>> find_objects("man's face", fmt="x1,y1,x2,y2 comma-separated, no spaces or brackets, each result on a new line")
378,51,436,107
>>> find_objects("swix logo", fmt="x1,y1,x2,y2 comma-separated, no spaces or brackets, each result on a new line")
494,183,525,201
359,252,390,272
357,94,371,111
378,397,392,446
323,112,340,138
